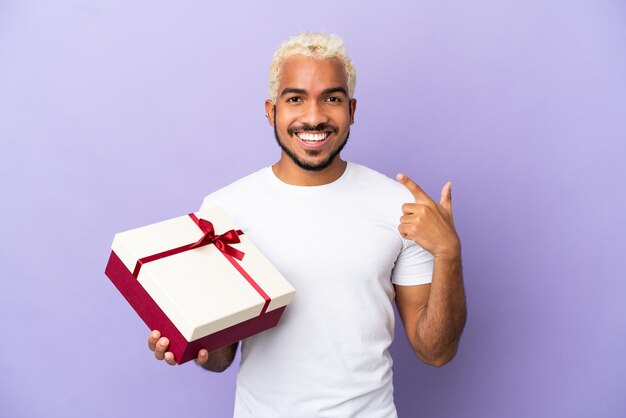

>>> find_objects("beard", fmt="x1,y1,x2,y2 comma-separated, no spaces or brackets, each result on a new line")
273,107,350,172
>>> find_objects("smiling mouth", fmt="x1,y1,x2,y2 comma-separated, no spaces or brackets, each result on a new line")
295,131,330,142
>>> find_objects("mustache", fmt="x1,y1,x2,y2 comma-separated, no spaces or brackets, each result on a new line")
288,123,338,135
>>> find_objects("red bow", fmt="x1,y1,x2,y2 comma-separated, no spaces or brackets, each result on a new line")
189,219,245,261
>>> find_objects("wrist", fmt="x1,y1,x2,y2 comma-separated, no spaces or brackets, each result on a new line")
432,241,461,261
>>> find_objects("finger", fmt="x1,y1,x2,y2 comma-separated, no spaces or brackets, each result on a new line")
148,330,161,351
195,349,209,365
402,203,430,217
400,213,424,224
398,223,414,239
154,337,169,360
439,181,453,211
401,203,415,215
164,352,177,366
396,173,432,203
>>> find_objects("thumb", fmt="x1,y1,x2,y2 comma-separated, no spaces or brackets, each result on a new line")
196,349,209,365
439,181,452,211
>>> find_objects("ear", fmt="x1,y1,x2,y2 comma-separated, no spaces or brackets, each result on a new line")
349,98,357,125
264,99,275,126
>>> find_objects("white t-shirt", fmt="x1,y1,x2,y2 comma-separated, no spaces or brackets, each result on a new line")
200,162,433,418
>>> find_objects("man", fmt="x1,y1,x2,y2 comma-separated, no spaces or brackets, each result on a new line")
148,32,466,417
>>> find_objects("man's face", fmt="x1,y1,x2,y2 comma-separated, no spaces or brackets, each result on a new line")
266,56,357,172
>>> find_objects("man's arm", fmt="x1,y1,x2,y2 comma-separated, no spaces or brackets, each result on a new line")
394,174,467,367
394,254,466,366
148,330,239,372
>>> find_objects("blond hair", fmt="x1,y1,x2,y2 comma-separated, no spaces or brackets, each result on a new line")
268,32,356,102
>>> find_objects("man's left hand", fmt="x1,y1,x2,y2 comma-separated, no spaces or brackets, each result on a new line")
396,173,460,259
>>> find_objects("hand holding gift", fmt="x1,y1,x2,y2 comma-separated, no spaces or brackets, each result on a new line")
148,330,184,366
148,330,238,370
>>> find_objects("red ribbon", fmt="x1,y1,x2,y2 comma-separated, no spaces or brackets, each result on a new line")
188,217,245,261
132,213,271,315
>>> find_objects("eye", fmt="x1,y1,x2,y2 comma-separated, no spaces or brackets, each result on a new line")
286,96,302,103
325,96,342,103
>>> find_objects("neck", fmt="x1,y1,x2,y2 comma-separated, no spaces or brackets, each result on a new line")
272,154,347,186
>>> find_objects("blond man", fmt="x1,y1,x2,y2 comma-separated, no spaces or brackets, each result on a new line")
149,32,466,418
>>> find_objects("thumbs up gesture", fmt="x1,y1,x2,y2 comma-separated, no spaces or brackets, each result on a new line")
396,173,460,259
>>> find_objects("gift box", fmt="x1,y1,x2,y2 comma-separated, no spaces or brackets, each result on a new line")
104,207,295,364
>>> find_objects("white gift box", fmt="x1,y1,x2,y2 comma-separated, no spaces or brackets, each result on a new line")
105,207,295,364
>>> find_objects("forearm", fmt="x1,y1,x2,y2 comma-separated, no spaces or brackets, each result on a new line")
199,342,239,372
414,253,466,366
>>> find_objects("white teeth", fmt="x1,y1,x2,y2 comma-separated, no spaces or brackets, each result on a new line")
297,132,327,141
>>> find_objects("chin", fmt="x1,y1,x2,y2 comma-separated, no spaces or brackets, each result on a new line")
275,133,349,173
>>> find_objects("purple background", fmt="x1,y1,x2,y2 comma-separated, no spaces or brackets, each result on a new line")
1,1,625,417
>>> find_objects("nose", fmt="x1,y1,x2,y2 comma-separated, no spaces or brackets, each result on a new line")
300,101,329,127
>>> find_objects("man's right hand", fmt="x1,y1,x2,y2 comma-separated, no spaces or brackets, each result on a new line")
148,330,238,371
148,330,210,366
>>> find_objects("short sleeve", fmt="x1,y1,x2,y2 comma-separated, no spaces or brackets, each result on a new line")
391,239,434,286
199,195,213,211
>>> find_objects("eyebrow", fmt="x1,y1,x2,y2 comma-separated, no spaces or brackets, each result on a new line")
279,86,349,97
280,88,306,97
321,87,348,96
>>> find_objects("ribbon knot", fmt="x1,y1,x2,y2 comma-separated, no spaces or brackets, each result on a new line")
190,218,245,261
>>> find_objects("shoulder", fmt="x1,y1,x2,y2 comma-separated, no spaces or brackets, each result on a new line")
200,167,271,210
347,163,414,202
